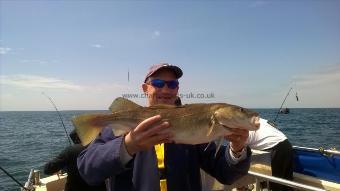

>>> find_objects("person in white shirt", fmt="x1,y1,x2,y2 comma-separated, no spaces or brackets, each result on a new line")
246,118,293,191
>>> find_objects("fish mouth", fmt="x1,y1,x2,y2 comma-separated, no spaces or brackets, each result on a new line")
220,124,232,130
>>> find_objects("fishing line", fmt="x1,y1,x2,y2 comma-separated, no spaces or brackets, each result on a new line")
42,92,72,145
294,82,299,102
128,67,130,82
0,166,32,191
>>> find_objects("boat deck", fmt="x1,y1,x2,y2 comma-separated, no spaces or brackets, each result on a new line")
34,174,67,191
27,149,340,191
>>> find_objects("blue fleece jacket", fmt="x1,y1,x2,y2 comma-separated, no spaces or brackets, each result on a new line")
77,127,251,191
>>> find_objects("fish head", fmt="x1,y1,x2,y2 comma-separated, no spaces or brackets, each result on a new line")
213,104,260,131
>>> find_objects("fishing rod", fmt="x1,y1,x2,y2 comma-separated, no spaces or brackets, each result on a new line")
273,87,293,123
268,86,299,127
42,92,72,145
0,166,32,191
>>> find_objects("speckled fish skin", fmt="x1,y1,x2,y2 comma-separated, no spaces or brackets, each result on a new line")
72,97,260,146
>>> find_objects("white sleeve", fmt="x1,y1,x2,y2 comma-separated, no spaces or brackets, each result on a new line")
120,140,133,164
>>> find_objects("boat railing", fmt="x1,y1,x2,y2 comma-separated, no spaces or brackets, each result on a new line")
293,146,340,155
248,170,327,191
21,169,41,191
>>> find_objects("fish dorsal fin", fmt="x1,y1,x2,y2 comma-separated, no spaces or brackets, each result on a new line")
149,104,179,109
109,97,142,112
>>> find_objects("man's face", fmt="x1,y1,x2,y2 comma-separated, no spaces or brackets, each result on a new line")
142,69,179,106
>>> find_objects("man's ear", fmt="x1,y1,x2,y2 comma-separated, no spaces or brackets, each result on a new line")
142,83,148,93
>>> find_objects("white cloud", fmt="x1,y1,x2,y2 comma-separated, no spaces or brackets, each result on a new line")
0,47,12,54
0,74,129,92
91,44,102,48
0,75,83,90
294,64,340,88
290,63,340,107
152,30,160,39
20,59,48,65
0,74,133,111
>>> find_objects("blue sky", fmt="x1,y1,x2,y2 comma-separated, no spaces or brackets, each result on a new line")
1,0,339,111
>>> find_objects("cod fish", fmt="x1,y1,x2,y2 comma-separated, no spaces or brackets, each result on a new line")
72,97,260,146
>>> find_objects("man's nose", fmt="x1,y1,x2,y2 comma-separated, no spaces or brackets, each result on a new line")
161,84,172,92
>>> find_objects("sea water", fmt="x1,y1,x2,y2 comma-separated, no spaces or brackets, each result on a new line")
0,109,339,191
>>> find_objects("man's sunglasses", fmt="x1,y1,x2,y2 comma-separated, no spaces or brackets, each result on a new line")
149,79,179,89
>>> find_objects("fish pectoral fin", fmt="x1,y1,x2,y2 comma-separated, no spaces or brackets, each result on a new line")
204,141,213,151
207,124,214,137
204,137,224,157
214,137,224,157
109,97,142,113
207,115,217,136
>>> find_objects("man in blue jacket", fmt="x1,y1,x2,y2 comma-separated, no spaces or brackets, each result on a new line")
77,63,252,191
